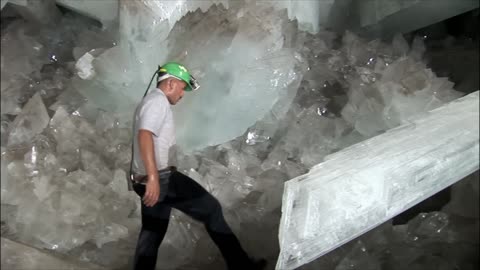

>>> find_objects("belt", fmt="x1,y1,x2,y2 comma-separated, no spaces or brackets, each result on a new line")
132,166,177,183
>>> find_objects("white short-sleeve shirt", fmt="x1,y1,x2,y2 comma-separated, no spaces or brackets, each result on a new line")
132,88,176,175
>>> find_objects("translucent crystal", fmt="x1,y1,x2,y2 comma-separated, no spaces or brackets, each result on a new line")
277,91,479,269
94,223,129,248
1,1,478,269
56,0,118,27
4,0,61,24
78,1,304,152
1,237,105,270
245,130,270,146
75,52,96,80
7,93,50,147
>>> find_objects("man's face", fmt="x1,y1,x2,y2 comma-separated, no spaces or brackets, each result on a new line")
166,79,186,105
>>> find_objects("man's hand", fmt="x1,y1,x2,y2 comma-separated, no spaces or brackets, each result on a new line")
138,129,160,207
143,175,160,207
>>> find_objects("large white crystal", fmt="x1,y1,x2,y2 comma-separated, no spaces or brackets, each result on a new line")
56,0,118,27
277,91,480,269
139,0,228,32
352,0,479,37
326,0,479,39
7,93,50,146
1,237,106,270
75,52,96,80
77,1,304,152
2,0,479,269
1,0,9,9
339,32,462,138
138,0,332,34
1,20,47,112
4,0,61,24
268,0,335,33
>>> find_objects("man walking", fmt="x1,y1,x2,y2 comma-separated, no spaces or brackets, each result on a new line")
130,62,266,270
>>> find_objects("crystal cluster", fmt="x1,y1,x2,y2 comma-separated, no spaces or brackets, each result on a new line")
1,1,477,269
75,1,306,153
1,9,138,261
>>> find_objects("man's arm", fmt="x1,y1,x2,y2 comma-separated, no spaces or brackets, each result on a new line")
138,129,160,207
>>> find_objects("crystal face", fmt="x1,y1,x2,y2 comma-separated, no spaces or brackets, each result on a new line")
1,0,478,269
7,93,50,147
277,91,479,269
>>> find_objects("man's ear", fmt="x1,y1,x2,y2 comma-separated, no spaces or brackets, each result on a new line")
168,79,175,91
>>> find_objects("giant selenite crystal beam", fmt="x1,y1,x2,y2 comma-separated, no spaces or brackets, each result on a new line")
276,91,480,270
56,0,118,27
327,0,479,39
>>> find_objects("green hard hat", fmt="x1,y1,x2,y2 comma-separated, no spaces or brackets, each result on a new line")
158,62,200,91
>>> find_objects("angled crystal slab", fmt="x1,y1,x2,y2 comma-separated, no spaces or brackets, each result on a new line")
4,0,61,24
277,91,480,269
264,0,335,33
76,0,303,153
1,237,106,270
56,0,118,27
1,0,9,9
328,0,479,38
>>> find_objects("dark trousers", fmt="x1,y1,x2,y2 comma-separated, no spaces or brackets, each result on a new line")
132,171,252,270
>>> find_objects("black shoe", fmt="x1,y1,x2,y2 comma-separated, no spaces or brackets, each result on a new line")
251,258,267,270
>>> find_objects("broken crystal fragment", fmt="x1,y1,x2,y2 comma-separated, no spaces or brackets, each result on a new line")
75,52,96,80
245,131,270,146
